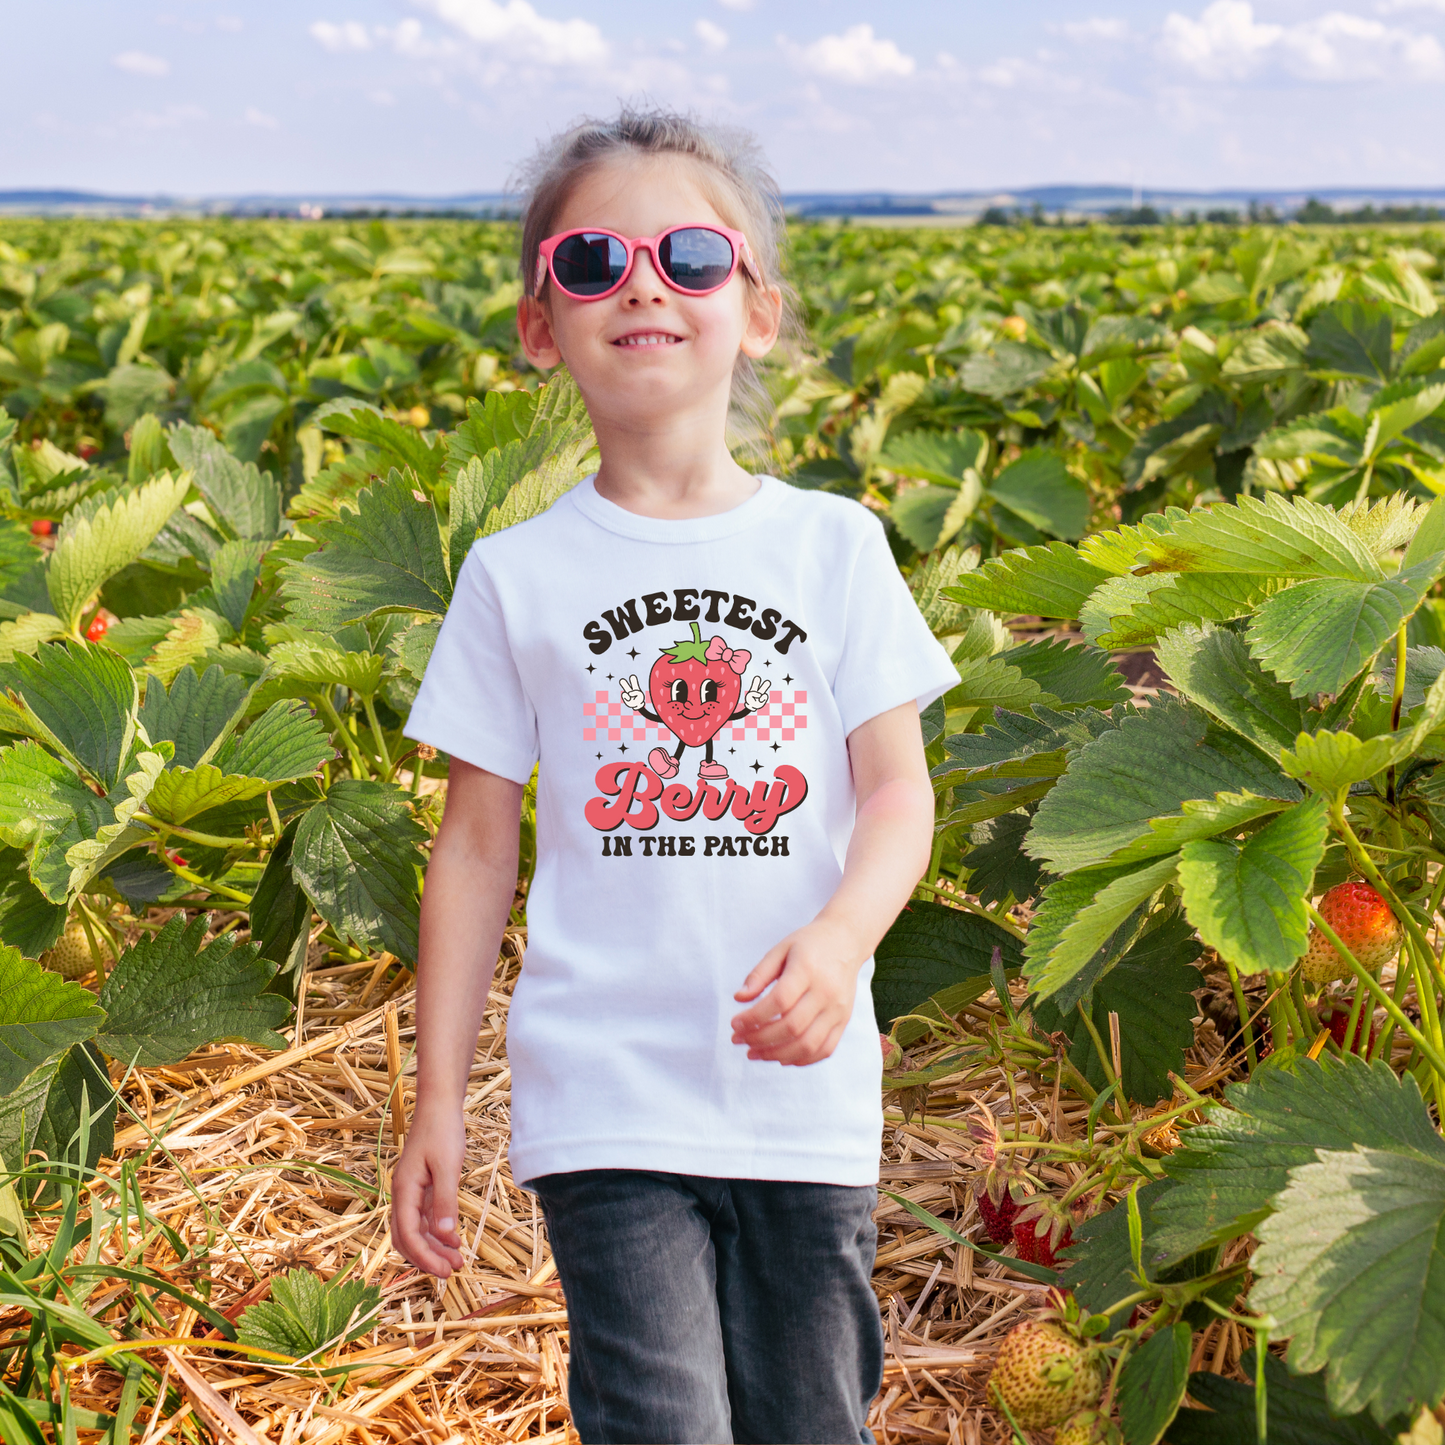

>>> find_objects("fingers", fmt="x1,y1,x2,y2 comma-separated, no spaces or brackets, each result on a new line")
392,1149,464,1277
732,942,787,1003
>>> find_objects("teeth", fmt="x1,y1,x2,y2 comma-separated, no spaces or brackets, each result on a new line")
615,334,681,346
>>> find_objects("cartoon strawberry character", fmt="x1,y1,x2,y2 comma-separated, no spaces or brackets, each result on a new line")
619,621,771,782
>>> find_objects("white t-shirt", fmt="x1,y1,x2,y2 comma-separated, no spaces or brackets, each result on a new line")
405,474,958,1187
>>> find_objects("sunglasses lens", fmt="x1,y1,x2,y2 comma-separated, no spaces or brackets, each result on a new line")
658,229,736,291
551,233,628,295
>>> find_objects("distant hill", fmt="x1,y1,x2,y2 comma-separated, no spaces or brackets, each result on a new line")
2,184,1444,221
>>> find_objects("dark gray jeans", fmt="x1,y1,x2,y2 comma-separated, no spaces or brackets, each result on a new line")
530,1169,883,1445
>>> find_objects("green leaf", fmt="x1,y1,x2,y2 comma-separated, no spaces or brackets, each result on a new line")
281,471,450,630
1177,796,1328,975
168,423,284,540
62,747,168,897
210,699,333,782
1220,321,1309,381
987,448,1091,540
1149,1057,1440,1268
934,705,1130,786
138,663,251,770
1118,1322,1192,1445
237,1267,381,1361
390,618,440,682
870,899,1026,1032
1168,1356,1405,1444
267,639,385,696
1085,573,1286,649
1136,495,1383,582
909,544,983,636
943,542,1109,620
0,613,65,664
1247,555,1445,699
879,428,986,486
1023,854,1178,1006
1026,697,1298,874
311,397,446,486
996,637,1129,709
145,610,222,686
209,539,268,634
1404,492,1445,570
891,485,960,553
1339,492,1428,558
1251,1132,1445,1421
292,779,426,961
95,913,288,1067
949,652,1046,712
46,473,190,633
27,1042,116,1198
480,447,591,536
1156,624,1307,753
1033,911,1203,1105
964,813,1044,907
0,641,138,790
0,740,102,855
0,946,104,1093
0,846,65,957
961,340,1054,398
144,765,277,825
1305,302,1394,383
446,454,506,584
1366,381,1445,459
248,822,311,985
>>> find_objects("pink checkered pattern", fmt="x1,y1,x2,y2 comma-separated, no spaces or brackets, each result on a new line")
730,689,808,742
582,689,675,743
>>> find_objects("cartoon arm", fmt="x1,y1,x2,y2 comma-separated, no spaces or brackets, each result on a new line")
619,674,662,723
729,675,771,721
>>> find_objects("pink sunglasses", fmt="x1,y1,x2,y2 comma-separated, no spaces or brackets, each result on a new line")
534,225,760,301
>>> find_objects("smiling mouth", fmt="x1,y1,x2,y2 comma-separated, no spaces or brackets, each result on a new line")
613,333,683,347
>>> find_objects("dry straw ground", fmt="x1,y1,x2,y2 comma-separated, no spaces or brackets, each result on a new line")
18,893,1301,1445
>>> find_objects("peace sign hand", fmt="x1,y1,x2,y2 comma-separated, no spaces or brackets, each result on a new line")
743,676,771,712
619,674,646,712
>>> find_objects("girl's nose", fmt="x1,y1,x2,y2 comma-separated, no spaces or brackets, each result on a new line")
621,244,668,303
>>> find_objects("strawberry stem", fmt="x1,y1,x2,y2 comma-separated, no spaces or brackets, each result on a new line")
663,620,712,665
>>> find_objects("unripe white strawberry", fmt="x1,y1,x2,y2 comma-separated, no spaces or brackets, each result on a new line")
1055,1408,1122,1444
41,922,95,980
1302,882,1402,984
988,1321,1101,1429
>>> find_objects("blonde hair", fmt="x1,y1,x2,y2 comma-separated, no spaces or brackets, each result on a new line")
513,104,799,457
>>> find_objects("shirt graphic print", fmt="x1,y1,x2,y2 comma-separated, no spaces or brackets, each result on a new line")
405,475,959,1188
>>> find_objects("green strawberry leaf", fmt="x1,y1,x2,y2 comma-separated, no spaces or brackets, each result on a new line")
267,639,386,696
209,538,268,634
943,541,1109,620
291,779,426,962
879,427,986,487
963,812,1044,907
1177,795,1329,975
1119,1321,1192,1445
0,846,66,958
311,397,446,486
95,913,288,1067
24,1042,116,1203
870,899,1026,1037
1084,572,1286,649
1149,1057,1441,1269
209,699,333,781
168,423,284,540
280,470,450,630
1251,1128,1445,1423
993,637,1129,709
237,1267,381,1361
144,765,277,826
1247,554,1445,699
988,448,1091,540
138,663,252,770
0,946,104,1094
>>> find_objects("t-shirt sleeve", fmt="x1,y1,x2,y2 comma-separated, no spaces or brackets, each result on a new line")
403,549,538,785
831,514,960,738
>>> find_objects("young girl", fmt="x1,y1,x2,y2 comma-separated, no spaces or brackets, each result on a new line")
394,108,958,1445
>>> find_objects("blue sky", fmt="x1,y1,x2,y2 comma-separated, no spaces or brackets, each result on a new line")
5,1,1445,195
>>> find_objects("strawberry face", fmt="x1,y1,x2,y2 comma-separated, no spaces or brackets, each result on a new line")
648,622,743,749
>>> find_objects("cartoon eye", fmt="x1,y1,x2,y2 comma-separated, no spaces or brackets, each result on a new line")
701,679,718,703
670,679,688,703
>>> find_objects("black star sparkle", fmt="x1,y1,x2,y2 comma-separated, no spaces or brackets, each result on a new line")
586,664,595,673
619,744,628,754
764,658,771,666
627,647,639,659
729,747,736,755
606,673,614,680
750,760,763,773
770,742,780,752
596,751,603,759
783,674,793,684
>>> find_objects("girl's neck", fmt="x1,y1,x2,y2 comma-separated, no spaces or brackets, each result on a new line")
589,403,760,521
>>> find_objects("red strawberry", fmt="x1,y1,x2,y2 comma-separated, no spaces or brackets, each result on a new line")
1318,999,1374,1056
1013,1203,1073,1269
77,442,98,461
976,1182,1021,1245
30,518,53,536
647,621,744,749
85,610,114,642
1302,882,1402,984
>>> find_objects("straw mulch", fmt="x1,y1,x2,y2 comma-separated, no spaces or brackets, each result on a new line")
38,917,1294,1444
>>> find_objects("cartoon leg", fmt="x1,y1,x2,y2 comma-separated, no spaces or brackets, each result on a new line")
697,737,728,782
649,736,684,780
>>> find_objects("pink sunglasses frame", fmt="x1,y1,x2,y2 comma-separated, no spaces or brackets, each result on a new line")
534,224,761,301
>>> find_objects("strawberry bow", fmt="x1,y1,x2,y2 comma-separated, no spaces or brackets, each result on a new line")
705,635,750,673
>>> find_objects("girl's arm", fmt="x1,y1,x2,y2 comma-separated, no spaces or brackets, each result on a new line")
392,759,523,1277
730,700,935,1066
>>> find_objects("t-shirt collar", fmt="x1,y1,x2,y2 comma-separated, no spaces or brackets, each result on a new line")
567,473,783,543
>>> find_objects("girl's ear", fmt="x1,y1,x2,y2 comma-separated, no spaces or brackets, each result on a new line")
739,282,783,361
517,295,562,370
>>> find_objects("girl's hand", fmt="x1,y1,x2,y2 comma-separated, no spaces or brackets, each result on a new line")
391,1105,466,1277
730,918,864,1066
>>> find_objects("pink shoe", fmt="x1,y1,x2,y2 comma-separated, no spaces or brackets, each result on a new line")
697,760,729,781
649,747,679,778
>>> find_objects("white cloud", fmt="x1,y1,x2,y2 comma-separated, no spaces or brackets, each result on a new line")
112,50,171,77
1060,18,1131,41
695,18,728,51
215,16,243,32
415,0,608,67
1161,2,1282,79
717,0,753,10
1161,2,1445,81
309,20,372,51
244,107,280,128
787,24,916,84
129,104,206,130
